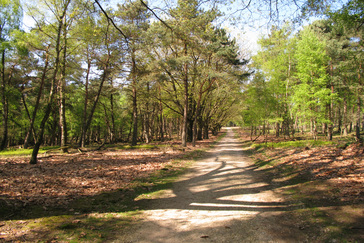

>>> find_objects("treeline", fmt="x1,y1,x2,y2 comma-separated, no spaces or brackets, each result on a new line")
0,0,248,162
240,0,363,142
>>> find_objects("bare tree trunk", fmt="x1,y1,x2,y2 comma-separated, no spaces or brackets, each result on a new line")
355,64,362,142
275,122,280,137
144,82,150,144
82,65,109,146
337,105,342,134
59,17,68,153
30,3,70,164
328,64,334,141
21,87,37,145
0,49,8,150
131,50,138,146
24,48,50,148
110,91,115,143
80,23,110,147
355,96,361,142
343,98,348,136
158,84,164,141
80,49,91,148
182,42,188,147
102,102,111,143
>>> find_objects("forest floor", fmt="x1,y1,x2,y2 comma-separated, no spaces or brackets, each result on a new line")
0,128,363,242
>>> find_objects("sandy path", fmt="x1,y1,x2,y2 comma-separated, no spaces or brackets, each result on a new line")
118,128,309,242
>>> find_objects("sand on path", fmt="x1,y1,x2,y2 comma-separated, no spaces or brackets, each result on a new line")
117,128,308,243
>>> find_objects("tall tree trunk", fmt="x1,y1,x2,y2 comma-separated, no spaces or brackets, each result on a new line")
80,22,110,147
102,102,111,143
144,82,150,144
59,17,68,153
275,122,280,137
131,50,138,146
203,122,209,139
80,49,91,147
181,42,188,147
24,48,50,148
192,88,203,146
355,96,361,142
21,87,37,145
355,64,362,142
343,97,348,136
81,65,109,147
30,3,70,164
109,77,115,143
158,84,164,141
328,64,334,141
110,92,115,143
0,49,8,150
337,105,342,134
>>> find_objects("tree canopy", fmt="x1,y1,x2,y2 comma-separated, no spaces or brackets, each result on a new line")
0,0,362,163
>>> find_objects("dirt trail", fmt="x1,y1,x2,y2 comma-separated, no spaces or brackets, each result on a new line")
118,128,309,242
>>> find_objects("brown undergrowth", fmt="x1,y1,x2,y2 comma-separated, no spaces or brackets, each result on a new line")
0,138,216,218
240,130,363,203
239,129,364,242
0,136,218,242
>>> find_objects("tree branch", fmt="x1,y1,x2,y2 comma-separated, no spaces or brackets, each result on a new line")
139,0,173,31
94,0,129,43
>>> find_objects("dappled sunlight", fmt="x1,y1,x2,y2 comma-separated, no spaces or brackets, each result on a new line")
123,129,313,242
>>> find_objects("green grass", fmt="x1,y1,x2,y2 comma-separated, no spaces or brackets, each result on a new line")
22,211,140,242
252,139,334,149
0,147,59,156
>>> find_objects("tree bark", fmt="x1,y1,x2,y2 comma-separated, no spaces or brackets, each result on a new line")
80,23,110,147
355,64,362,142
80,48,91,147
24,48,50,148
131,49,138,146
355,96,361,142
59,16,68,153
181,42,188,147
30,2,70,164
0,49,8,150
158,84,164,141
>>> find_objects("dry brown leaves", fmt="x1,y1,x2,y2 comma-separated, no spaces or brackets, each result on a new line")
281,144,364,202
239,130,364,202
0,138,215,209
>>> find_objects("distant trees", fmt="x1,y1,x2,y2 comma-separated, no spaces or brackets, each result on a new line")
242,2,363,141
0,0,22,150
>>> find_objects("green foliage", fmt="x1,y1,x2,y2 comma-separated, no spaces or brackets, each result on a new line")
0,0,22,40
252,140,334,149
292,26,335,126
0,147,55,156
246,24,296,134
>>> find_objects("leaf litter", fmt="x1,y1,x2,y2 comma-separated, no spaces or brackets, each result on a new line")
0,140,214,212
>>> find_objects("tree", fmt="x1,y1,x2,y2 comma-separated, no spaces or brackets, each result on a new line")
116,0,150,146
29,0,71,164
292,26,332,140
0,0,22,150
253,24,296,137
78,11,124,147
331,0,364,141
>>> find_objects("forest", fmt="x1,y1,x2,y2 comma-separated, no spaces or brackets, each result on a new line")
0,0,363,164
241,3,364,143
0,0,363,241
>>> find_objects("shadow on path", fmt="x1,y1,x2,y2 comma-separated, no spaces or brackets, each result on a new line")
135,129,330,212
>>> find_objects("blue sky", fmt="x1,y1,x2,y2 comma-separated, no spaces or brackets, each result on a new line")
21,0,340,56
